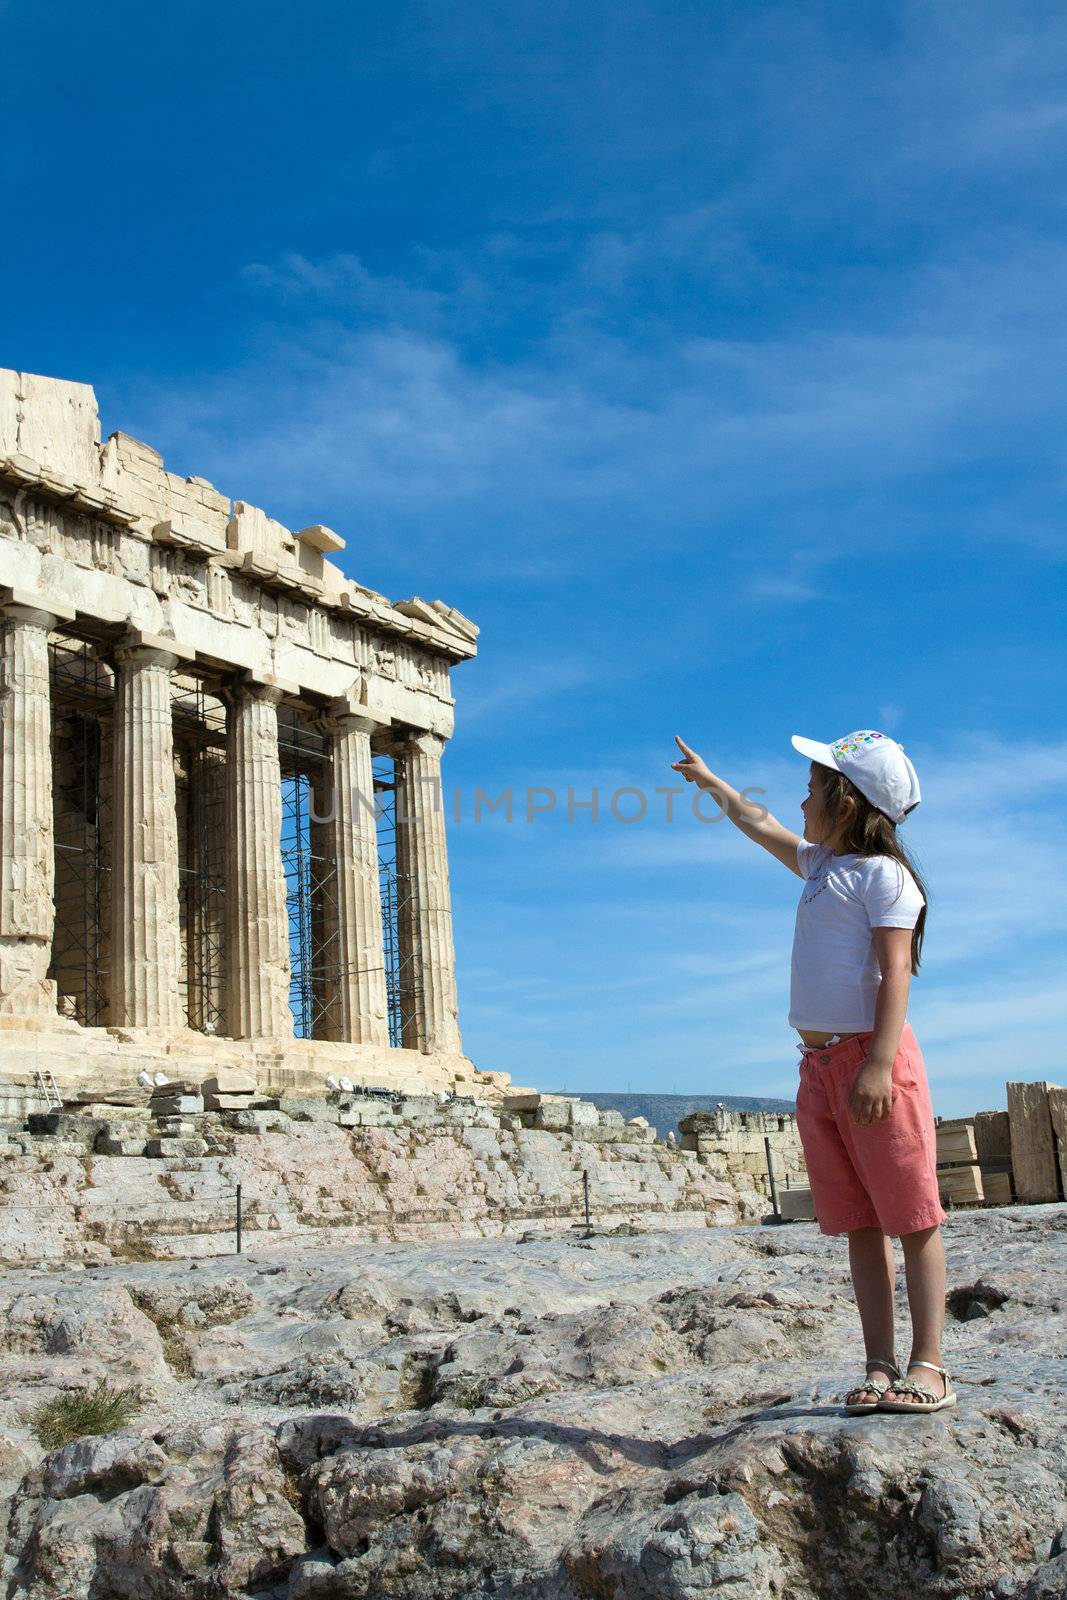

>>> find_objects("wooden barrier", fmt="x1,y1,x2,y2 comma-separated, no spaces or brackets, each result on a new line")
931,1083,1065,1210
1007,1081,1063,1204
1049,1087,1067,1199
935,1117,985,1206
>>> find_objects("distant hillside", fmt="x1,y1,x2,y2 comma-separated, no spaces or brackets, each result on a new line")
546,1091,796,1141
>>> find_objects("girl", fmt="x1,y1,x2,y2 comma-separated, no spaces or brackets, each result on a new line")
671,728,955,1416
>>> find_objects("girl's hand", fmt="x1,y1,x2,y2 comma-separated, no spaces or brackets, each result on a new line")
849,1062,896,1124
672,735,713,788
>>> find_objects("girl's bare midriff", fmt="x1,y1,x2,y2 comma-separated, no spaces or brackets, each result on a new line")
797,1029,864,1047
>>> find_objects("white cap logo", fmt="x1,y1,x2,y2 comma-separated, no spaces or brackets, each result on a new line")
791,729,921,824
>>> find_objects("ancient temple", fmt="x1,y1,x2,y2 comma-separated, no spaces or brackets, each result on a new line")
0,369,508,1101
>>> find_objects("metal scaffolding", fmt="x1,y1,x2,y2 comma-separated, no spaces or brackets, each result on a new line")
373,753,422,1048
172,676,227,1035
45,650,419,1049
48,637,112,1027
277,704,339,1039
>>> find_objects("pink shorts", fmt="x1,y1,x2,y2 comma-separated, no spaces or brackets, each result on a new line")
794,1022,948,1237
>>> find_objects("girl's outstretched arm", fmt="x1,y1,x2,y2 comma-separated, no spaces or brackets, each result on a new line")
672,735,803,875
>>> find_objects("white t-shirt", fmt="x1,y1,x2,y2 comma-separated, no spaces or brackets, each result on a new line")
789,841,925,1032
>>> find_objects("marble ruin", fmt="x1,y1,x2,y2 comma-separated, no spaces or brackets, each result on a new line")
0,369,511,1102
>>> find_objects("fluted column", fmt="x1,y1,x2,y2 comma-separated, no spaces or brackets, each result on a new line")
225,680,293,1039
0,600,65,1019
110,639,184,1028
395,731,462,1054
320,708,389,1044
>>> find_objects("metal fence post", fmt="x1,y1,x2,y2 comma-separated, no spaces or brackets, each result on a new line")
764,1136,780,1220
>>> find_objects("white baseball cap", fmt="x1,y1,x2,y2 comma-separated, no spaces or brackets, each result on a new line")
791,729,921,823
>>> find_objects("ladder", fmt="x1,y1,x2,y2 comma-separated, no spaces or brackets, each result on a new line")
33,1068,62,1111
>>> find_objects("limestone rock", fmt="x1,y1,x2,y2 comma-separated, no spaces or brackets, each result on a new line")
201,1069,258,1097
1024,1552,1067,1599
0,1207,1064,1598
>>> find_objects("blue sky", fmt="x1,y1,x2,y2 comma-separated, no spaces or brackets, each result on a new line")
3,0,1065,1115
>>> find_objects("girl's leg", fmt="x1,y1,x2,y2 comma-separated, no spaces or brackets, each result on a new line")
846,1226,897,1400
892,1223,948,1396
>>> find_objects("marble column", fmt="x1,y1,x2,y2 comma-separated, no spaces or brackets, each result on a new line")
395,731,462,1054
225,680,293,1039
320,709,389,1045
0,599,66,1019
110,639,184,1029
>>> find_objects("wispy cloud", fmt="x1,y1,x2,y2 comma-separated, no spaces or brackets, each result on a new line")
458,656,594,728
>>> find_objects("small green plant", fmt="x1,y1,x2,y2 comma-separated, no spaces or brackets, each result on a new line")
456,1385,487,1412
28,1380,142,1450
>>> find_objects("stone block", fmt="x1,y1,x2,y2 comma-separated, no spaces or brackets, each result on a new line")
460,1127,501,1155
973,1110,1012,1163
534,1102,571,1132
396,1096,437,1117
153,1119,199,1137
78,1103,153,1121
778,1187,816,1221
936,1124,978,1165
597,1109,625,1128
144,1137,209,1159
201,1068,259,1096
938,1165,985,1205
678,1112,724,1136
224,1110,289,1134
278,1097,340,1124
981,1170,1014,1205
26,1114,109,1148
502,1092,541,1113
205,1093,258,1111
1007,1081,1062,1204
95,1136,148,1157
1050,1088,1067,1200
150,1094,204,1115
570,1101,600,1128
338,1107,395,1129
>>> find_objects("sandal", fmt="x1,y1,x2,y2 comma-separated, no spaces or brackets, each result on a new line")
878,1360,957,1413
843,1357,900,1414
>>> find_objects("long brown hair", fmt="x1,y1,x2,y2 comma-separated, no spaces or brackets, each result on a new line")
814,764,928,973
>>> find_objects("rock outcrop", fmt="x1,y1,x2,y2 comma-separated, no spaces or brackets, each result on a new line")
0,1094,767,1263
1,1203,1064,1597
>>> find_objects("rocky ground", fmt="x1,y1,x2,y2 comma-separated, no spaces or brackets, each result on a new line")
0,1204,1064,1599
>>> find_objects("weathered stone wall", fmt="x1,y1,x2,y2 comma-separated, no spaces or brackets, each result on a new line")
678,1108,807,1201
0,1093,766,1264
